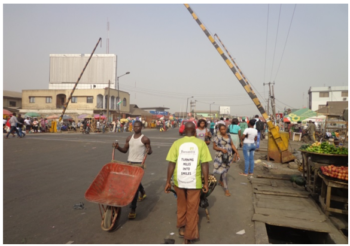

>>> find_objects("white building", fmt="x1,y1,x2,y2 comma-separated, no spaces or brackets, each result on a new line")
308,86,348,111
49,54,117,90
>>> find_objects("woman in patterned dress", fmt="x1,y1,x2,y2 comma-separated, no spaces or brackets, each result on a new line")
212,124,240,197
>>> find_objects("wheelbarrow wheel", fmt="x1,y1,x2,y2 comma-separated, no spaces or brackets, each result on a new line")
101,206,121,232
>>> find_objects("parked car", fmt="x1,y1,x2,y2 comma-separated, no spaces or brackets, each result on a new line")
179,120,197,135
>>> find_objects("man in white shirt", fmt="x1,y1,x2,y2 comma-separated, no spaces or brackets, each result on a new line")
5,113,22,139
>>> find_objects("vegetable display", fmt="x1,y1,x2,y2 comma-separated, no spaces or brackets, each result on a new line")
303,142,348,155
320,165,348,181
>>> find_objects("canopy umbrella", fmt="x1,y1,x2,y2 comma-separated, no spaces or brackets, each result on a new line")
120,118,128,123
286,108,317,123
3,109,13,116
283,117,291,123
94,114,106,119
302,115,326,123
78,114,91,119
47,114,59,119
24,112,40,118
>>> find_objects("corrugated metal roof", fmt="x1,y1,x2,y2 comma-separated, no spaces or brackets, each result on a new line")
309,86,348,92
3,90,22,98
316,101,348,116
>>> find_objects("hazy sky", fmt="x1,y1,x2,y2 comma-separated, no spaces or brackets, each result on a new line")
3,4,348,116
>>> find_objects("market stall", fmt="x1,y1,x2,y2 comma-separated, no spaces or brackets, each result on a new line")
299,142,348,198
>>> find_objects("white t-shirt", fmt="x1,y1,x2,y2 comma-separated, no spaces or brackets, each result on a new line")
243,128,258,144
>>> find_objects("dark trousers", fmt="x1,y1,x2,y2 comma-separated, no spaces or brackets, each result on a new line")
210,128,214,135
7,126,21,137
130,183,144,210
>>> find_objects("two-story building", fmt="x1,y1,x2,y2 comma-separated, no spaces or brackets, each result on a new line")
3,90,22,113
308,86,348,111
20,89,130,121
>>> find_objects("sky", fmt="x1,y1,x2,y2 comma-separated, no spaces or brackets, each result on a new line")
3,4,348,116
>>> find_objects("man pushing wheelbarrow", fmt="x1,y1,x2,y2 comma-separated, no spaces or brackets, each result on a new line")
164,122,212,244
112,121,152,219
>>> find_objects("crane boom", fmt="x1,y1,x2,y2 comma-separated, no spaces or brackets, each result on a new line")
59,37,102,122
184,4,295,163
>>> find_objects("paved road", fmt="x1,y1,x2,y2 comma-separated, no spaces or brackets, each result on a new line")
4,129,255,244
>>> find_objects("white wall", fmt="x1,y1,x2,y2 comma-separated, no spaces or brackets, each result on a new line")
311,91,347,111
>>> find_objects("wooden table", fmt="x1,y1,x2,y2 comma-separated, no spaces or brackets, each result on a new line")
318,172,348,216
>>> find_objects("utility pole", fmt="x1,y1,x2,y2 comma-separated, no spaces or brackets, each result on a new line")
106,80,111,121
271,82,276,119
186,96,193,119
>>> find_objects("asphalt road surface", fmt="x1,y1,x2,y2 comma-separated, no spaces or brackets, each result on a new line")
4,128,256,244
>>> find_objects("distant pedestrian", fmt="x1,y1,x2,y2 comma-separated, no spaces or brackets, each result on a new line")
228,118,241,154
240,119,258,176
32,118,39,133
209,121,215,136
40,118,46,132
24,117,31,134
17,114,26,137
5,113,21,139
196,119,211,145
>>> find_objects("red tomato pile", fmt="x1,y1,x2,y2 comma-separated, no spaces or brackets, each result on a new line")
320,165,348,180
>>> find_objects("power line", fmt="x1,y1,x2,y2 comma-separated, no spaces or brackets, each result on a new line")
263,4,269,84
275,97,294,109
274,4,297,81
269,4,282,82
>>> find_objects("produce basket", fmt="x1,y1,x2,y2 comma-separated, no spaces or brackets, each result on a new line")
320,165,348,181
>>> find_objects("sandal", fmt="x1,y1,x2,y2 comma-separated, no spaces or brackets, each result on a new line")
225,190,231,197
128,211,136,220
179,227,185,238
239,173,248,176
218,181,224,187
248,173,254,176
138,193,147,202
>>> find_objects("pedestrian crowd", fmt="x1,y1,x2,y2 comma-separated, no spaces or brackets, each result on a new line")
109,115,270,243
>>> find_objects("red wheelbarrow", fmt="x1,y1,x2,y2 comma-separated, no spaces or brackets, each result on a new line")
85,148,147,231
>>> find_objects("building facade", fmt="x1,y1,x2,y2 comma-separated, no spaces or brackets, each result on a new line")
308,86,348,111
3,90,22,112
20,89,130,120
49,54,117,90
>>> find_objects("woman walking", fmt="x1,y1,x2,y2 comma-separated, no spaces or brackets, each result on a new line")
228,118,241,162
196,119,211,145
212,124,240,197
240,119,258,176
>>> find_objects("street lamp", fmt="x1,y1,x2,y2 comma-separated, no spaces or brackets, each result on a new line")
117,72,130,115
186,96,193,119
210,102,215,119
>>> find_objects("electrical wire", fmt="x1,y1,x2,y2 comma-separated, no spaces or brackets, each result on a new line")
274,4,297,82
275,97,294,109
269,4,282,82
263,4,269,84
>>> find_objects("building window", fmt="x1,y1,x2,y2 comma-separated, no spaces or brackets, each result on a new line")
319,92,329,98
341,91,348,97
123,98,127,107
29,97,35,103
72,96,77,103
9,101,16,107
46,97,52,103
318,105,326,110
87,96,93,103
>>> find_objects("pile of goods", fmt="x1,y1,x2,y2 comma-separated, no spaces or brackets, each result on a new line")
320,165,348,181
302,141,348,155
